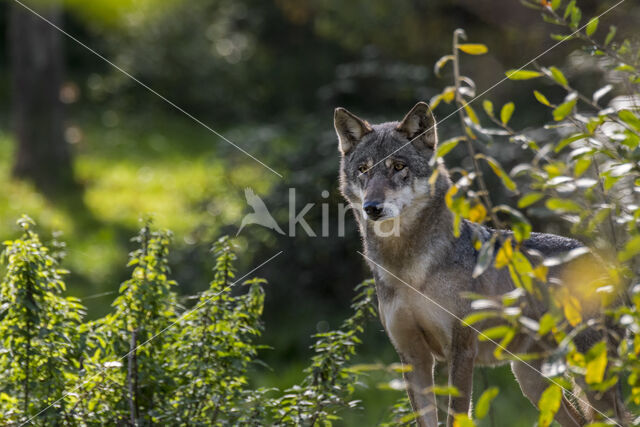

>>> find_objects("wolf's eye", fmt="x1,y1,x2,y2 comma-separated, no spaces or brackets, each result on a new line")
358,165,369,174
393,163,405,171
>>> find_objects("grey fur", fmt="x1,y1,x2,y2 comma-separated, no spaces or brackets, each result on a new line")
336,102,627,427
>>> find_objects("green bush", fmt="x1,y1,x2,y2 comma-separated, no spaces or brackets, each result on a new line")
0,217,382,425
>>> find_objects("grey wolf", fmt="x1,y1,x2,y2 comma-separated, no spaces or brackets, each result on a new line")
335,102,627,426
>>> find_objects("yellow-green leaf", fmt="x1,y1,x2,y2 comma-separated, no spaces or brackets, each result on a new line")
458,44,488,55
534,90,551,107
475,387,499,419
549,66,568,86
453,413,475,427
619,110,640,131
562,293,582,326
538,384,562,427
619,235,640,262
518,192,544,208
500,102,515,126
436,137,462,158
477,154,517,192
483,99,494,117
604,25,617,46
574,156,592,177
546,198,581,213
552,97,577,121
585,345,607,384
464,103,480,125
506,69,543,80
585,17,599,36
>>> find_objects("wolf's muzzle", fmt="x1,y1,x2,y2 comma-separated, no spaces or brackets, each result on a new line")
363,201,384,220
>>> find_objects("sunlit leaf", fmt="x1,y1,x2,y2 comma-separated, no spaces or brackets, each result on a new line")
538,384,562,427
552,97,577,121
619,235,640,262
619,110,640,131
549,66,568,86
585,17,599,36
453,413,475,427
505,69,543,80
464,103,480,125
475,387,499,419
534,90,552,107
604,25,617,46
436,137,463,158
477,155,517,192
500,102,515,125
458,44,488,55
585,342,607,384
483,99,494,117
518,192,544,208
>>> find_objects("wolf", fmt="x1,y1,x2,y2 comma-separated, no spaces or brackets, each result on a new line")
335,102,627,427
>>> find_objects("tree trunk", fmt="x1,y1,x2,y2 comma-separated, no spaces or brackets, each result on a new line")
9,1,74,193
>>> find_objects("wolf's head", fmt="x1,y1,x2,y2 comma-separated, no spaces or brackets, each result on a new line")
336,102,447,227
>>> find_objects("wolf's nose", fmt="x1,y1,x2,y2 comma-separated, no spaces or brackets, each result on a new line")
363,201,383,219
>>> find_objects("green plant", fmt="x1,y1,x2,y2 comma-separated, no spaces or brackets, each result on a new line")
0,216,85,425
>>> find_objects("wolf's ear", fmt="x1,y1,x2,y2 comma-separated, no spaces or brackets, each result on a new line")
396,102,437,151
334,107,372,155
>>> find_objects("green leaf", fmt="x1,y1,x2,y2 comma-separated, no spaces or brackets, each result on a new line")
432,385,460,396
570,5,581,28
475,387,499,419
478,325,512,341
563,0,575,20
494,204,532,242
555,133,585,152
574,156,592,177
538,313,557,336
436,137,462,158
549,66,568,86
545,198,582,213
604,25,617,46
538,384,562,427
551,0,562,11
619,235,640,262
585,17,599,36
500,102,515,126
518,192,544,208
505,69,543,80
585,342,607,384
464,103,480,125
462,310,498,326
482,99,494,117
552,97,577,121
533,90,551,107
453,414,475,427
618,109,640,131
458,44,488,55
477,154,517,192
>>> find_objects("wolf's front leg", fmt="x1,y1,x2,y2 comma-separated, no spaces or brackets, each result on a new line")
446,327,477,427
399,350,438,427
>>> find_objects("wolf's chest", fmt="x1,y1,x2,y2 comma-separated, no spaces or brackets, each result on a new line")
375,264,456,360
